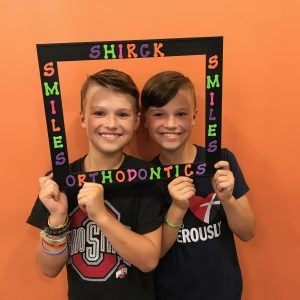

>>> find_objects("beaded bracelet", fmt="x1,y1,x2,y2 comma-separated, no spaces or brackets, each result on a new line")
41,229,69,240
44,216,70,236
164,214,183,229
41,239,68,256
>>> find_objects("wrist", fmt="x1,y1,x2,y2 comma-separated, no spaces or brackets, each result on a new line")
165,203,187,227
94,211,111,228
220,195,235,207
170,201,189,215
49,213,68,227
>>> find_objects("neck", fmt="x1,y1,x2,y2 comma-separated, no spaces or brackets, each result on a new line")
84,149,125,171
159,143,197,165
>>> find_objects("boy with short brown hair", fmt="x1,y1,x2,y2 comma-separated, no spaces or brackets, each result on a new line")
142,71,256,300
28,69,162,300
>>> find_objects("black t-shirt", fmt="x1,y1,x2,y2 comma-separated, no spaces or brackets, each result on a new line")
153,146,249,300
27,154,163,300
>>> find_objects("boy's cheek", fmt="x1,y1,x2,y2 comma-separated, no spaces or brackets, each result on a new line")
147,119,159,130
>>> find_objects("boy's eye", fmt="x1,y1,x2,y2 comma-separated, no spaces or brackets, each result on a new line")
118,112,130,118
177,112,188,117
94,111,105,117
153,112,164,118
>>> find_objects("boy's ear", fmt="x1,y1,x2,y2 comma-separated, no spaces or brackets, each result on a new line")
192,109,197,127
134,112,141,130
80,111,87,129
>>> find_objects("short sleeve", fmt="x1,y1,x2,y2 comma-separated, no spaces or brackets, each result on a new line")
135,182,163,234
26,197,49,229
26,160,81,229
222,148,249,199
27,169,53,229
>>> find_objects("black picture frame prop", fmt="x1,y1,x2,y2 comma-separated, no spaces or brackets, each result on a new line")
37,37,223,189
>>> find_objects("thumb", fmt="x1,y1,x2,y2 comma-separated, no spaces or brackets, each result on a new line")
60,191,68,201
39,173,53,188
214,161,230,171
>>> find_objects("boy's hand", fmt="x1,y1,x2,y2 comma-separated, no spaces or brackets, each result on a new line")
77,182,108,223
168,176,196,210
39,173,68,226
212,161,235,203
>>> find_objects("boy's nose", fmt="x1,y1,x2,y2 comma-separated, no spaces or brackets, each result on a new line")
105,115,117,128
165,116,177,128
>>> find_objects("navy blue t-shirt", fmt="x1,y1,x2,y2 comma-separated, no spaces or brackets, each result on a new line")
153,146,249,300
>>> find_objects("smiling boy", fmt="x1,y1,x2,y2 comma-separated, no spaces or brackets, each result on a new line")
27,69,162,300
141,71,256,300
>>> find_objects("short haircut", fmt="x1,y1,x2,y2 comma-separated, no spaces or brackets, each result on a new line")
81,69,139,113
141,71,196,111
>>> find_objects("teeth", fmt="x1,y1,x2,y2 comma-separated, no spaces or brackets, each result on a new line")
100,134,120,138
162,133,180,137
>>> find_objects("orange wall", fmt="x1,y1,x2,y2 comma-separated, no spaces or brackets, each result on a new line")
1,1,299,299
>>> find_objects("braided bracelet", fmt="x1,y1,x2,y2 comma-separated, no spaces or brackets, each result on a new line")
48,215,69,229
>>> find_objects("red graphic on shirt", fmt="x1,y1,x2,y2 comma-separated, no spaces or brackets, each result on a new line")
189,193,220,224
116,264,128,279
69,202,122,281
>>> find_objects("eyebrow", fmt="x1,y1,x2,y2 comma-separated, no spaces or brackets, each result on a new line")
149,107,190,111
91,106,131,110
91,106,134,114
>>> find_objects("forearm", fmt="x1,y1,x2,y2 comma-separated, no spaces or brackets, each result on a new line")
36,239,68,277
222,196,256,241
161,203,187,257
95,213,161,272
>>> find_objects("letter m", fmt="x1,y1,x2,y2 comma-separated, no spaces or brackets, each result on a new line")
206,75,220,89
44,82,60,96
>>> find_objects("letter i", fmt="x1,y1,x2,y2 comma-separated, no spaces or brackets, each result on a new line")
118,44,123,59
50,100,56,114
174,165,179,177
210,92,215,106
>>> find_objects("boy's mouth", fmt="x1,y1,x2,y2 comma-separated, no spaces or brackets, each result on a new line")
160,132,182,139
98,133,122,140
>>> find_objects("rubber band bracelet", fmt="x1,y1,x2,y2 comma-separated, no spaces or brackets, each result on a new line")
164,214,183,229
43,238,67,248
41,239,68,256
41,229,69,241
41,230,68,246
44,231,70,240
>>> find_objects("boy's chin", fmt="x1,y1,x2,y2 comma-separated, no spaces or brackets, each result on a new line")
159,143,184,153
93,145,125,156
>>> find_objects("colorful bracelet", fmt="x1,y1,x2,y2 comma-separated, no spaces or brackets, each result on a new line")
42,238,67,248
164,214,183,229
40,230,68,246
41,239,68,256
